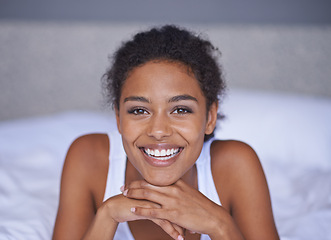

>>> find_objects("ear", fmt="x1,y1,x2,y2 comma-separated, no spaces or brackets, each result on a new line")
205,102,218,135
115,108,122,134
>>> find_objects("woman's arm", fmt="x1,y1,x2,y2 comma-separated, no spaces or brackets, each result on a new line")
123,140,279,240
53,134,184,240
211,140,280,240
52,134,113,240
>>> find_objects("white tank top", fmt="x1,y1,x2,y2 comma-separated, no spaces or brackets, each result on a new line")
103,130,222,240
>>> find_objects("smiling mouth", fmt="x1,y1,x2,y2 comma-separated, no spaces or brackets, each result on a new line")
141,147,182,161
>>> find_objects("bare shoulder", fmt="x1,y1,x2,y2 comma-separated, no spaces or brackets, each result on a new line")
210,140,265,206
66,133,109,172
68,133,109,156
64,133,110,205
210,140,261,175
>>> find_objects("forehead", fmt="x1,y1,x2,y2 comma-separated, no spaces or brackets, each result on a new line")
121,61,205,102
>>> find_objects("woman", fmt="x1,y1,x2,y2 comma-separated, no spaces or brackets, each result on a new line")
53,25,279,240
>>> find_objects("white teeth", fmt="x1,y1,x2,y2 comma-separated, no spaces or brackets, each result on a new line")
155,149,160,157
160,149,166,157
144,147,180,160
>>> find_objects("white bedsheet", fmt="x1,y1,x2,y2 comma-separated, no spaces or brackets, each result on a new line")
0,89,330,240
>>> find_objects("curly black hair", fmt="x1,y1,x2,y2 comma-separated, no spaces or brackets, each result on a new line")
103,25,226,141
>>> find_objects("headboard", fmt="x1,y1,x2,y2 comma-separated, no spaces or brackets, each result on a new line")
1,22,330,121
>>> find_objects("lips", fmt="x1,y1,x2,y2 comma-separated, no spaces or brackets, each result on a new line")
139,146,183,167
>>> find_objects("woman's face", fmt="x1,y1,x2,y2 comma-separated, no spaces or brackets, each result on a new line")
116,61,217,186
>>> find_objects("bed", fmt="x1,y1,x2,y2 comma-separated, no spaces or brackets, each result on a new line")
0,88,330,240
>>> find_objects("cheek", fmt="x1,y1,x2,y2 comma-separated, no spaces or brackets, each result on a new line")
118,112,142,134
174,117,207,138
119,122,140,162
120,120,143,145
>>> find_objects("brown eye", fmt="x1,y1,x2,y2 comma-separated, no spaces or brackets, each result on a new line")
128,108,149,115
172,107,192,115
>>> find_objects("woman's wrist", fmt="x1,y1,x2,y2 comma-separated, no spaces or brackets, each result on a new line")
82,204,119,240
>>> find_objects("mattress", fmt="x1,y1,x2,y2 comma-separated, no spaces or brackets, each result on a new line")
1,89,330,240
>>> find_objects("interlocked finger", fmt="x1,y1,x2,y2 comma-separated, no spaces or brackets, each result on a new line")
150,218,184,240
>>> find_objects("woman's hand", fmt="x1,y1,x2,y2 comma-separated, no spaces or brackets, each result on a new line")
103,193,158,223
123,179,242,238
101,193,185,240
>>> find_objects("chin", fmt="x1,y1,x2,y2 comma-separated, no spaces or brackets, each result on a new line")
144,175,178,187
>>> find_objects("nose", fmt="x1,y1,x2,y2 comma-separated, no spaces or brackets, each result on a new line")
146,113,172,140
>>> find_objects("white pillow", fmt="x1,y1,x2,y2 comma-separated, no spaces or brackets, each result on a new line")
215,89,331,170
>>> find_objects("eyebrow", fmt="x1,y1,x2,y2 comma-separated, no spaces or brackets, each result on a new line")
168,94,198,103
123,96,150,103
123,94,198,103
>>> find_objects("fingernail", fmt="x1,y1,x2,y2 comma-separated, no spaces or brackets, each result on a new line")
120,185,125,192
130,207,136,213
177,235,184,240
123,189,128,196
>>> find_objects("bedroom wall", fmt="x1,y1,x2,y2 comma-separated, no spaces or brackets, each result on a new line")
1,1,331,121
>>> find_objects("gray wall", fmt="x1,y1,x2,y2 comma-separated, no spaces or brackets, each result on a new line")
1,1,331,121
1,0,331,25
